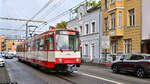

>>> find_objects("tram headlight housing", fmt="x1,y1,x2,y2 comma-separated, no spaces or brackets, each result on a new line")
76,59,80,62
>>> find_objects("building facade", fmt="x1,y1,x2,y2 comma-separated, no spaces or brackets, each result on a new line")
67,1,102,63
102,0,150,61
0,36,24,53
0,36,6,51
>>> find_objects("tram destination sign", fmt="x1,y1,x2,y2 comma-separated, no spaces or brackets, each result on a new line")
56,30,79,35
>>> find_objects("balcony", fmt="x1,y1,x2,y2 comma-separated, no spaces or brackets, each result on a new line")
107,1,124,12
109,29,124,37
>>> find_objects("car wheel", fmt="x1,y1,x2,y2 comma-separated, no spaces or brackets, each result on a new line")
112,65,119,73
2,63,5,67
136,68,145,78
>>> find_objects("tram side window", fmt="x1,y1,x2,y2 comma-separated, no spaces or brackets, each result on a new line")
44,36,48,50
40,37,44,51
37,39,40,51
49,35,54,50
28,41,31,52
30,40,33,51
33,40,37,51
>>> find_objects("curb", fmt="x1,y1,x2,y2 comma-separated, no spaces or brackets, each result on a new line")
81,62,111,68
99,62,111,67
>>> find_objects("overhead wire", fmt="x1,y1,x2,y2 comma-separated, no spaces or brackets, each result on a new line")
29,0,67,35
17,0,55,38
18,0,55,30
36,0,86,32
39,0,66,19
22,0,86,37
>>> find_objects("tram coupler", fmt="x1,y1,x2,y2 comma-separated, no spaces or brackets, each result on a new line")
67,64,77,72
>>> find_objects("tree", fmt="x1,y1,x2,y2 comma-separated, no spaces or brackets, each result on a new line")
55,21,67,29
49,26,56,29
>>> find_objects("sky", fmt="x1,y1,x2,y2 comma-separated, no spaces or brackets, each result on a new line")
0,0,85,38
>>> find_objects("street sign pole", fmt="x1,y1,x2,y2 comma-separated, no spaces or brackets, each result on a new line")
105,49,107,63
102,36,110,63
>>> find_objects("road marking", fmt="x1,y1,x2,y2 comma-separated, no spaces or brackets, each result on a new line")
75,71,123,84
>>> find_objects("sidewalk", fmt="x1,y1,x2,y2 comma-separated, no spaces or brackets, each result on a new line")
0,67,11,83
81,62,111,69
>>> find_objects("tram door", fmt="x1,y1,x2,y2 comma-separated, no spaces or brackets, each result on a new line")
44,35,49,62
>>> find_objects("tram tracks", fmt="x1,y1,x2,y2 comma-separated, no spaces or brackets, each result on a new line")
15,59,77,84
55,75,77,84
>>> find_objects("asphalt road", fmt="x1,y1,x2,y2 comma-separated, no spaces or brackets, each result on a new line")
5,58,150,84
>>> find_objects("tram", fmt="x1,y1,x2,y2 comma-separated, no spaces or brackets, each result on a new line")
16,29,81,72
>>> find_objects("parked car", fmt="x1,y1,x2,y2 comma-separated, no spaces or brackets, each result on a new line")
0,55,5,67
111,53,150,78
5,53,14,59
1,52,6,57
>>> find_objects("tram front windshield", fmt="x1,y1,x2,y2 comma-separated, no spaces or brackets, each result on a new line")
56,32,79,51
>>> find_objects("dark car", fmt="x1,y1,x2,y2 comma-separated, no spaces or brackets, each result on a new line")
111,53,150,78
5,53,14,59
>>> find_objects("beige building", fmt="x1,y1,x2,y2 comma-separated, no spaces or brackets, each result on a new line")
101,0,150,60
0,36,6,51
0,36,24,53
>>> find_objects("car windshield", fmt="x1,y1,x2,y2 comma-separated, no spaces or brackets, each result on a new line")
56,34,79,51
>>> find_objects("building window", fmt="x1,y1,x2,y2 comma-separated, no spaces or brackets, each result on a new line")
112,41,117,54
80,26,82,35
111,13,115,29
125,39,132,54
14,40,18,42
118,12,122,28
105,17,108,32
128,9,135,26
111,0,115,4
8,48,11,51
85,24,89,35
105,0,108,9
91,22,95,33
85,44,88,57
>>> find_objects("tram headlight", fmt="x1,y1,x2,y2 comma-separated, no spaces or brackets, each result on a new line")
58,59,62,62
76,59,80,62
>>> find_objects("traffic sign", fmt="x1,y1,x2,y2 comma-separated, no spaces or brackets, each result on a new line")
102,36,110,49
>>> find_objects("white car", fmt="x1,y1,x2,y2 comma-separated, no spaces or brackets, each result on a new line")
0,55,5,67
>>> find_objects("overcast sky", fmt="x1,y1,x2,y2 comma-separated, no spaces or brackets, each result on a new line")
0,0,85,38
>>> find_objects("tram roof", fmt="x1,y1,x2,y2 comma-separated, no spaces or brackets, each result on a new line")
24,28,79,42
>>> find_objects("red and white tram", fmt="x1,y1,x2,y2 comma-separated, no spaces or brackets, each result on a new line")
16,29,81,72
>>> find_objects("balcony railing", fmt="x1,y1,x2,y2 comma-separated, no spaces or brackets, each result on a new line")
109,29,124,37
